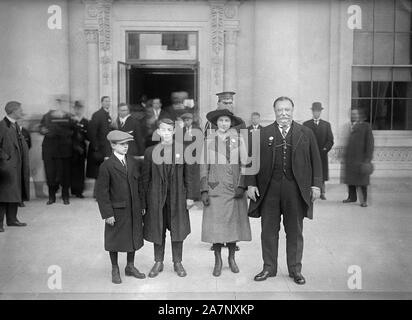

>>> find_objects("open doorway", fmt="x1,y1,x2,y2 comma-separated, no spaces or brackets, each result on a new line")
118,62,199,121
129,66,197,108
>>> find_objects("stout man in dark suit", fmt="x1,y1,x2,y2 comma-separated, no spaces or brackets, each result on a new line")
303,102,334,199
245,96,322,285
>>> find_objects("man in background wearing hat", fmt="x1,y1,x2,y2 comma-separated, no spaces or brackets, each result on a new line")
95,130,145,284
39,98,75,205
204,92,246,135
0,101,29,232
303,102,334,200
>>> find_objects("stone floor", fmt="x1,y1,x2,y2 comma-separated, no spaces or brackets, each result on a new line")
1,178,412,300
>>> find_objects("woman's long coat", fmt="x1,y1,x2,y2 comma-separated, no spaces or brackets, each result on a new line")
343,122,374,186
95,155,144,252
0,118,30,203
141,143,199,245
200,130,251,244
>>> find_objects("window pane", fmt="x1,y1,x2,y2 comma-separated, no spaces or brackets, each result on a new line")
395,0,412,31
371,99,392,130
374,0,395,32
373,81,392,97
354,33,373,64
353,0,374,32
372,67,392,80
138,32,197,60
352,81,372,97
393,67,412,81
128,33,140,60
374,33,394,64
392,99,412,129
395,33,412,64
352,67,372,81
393,81,412,97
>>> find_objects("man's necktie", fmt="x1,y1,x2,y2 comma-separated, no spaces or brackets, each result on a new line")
121,159,127,169
281,126,288,139
314,119,319,126
12,123,24,151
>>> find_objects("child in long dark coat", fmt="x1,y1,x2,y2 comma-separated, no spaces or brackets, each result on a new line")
96,130,145,284
141,118,199,278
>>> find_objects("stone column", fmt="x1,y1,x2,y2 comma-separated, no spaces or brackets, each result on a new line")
85,29,100,117
223,28,239,92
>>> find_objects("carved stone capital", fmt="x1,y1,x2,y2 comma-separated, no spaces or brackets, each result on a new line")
84,29,98,43
224,28,238,45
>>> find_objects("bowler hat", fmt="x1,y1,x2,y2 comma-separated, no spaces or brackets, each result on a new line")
206,109,243,127
311,102,324,111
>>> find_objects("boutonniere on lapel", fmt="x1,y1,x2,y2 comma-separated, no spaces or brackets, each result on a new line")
175,153,181,161
268,136,274,146
108,118,112,123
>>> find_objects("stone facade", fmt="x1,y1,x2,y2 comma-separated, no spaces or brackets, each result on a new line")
0,0,411,197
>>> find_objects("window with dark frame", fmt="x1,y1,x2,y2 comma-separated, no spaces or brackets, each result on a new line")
352,0,412,130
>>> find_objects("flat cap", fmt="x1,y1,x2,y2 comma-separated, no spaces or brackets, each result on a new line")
107,130,134,143
180,113,193,119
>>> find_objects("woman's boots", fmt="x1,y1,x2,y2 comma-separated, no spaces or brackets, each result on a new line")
227,242,239,273
212,242,240,276
213,243,223,277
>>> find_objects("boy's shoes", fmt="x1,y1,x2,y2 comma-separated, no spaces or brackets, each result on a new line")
148,262,164,278
125,264,146,279
173,262,187,277
63,198,70,205
320,194,326,200
111,266,122,284
0,226,4,232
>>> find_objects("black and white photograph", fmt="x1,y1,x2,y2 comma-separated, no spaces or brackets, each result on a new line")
0,0,411,305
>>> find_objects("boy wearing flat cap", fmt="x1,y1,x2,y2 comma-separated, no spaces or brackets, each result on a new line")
95,130,145,284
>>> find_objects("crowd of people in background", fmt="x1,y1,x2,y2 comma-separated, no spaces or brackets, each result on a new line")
0,92,374,286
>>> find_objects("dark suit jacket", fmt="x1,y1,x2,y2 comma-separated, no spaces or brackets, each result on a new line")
145,107,171,137
95,154,144,252
343,122,374,186
116,116,145,157
303,119,334,181
86,108,113,178
243,121,322,219
141,143,199,244
40,110,74,159
0,117,30,203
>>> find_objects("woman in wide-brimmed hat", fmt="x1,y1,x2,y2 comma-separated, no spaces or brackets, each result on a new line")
200,108,251,277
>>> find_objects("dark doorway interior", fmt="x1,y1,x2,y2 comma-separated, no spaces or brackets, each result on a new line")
129,66,197,108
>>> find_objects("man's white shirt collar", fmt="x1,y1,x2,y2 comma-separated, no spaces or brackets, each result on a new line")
119,114,130,125
277,122,291,135
114,151,126,163
6,115,16,124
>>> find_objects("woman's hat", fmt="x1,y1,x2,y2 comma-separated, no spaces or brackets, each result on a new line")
206,108,243,127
